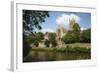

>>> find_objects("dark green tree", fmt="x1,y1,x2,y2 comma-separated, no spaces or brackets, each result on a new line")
62,23,81,44
62,31,75,44
23,10,49,33
34,40,39,47
23,10,49,58
37,32,44,41
72,23,81,42
49,33,57,47
80,29,91,43
44,39,50,47
23,34,31,58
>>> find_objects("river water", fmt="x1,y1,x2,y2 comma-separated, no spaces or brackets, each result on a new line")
23,50,91,62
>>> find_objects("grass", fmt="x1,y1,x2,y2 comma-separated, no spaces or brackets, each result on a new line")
65,43,91,48
24,44,91,62
31,45,91,53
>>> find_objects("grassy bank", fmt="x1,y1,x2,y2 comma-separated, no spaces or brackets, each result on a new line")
31,45,91,53
23,45,91,62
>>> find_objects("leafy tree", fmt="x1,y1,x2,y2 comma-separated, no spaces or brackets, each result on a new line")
37,32,44,41
72,23,80,31
44,39,50,47
62,31,75,44
23,10,49,58
72,23,81,42
34,40,39,47
23,10,49,33
26,33,36,44
80,29,91,43
62,23,81,44
49,33,57,47
23,34,31,58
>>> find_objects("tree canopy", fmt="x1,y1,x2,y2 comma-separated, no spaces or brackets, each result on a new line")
62,23,81,44
49,33,57,47
23,10,49,34
80,29,91,43
23,10,49,58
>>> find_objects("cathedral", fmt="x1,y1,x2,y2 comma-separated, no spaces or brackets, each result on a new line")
56,18,75,48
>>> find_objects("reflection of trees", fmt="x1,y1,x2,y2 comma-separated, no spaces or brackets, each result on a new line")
23,10,49,58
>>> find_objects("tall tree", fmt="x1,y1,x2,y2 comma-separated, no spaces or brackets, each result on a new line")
80,29,91,43
23,10,49,58
23,10,49,34
49,33,57,47
72,23,81,42
62,23,81,44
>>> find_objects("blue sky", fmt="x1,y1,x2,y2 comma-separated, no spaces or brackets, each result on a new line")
39,11,91,33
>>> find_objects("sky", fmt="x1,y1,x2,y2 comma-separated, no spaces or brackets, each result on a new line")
38,11,91,33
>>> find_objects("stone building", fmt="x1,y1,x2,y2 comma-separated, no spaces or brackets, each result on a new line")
56,18,75,48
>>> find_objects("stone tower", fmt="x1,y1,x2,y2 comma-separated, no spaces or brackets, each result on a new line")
69,18,75,30
56,24,65,48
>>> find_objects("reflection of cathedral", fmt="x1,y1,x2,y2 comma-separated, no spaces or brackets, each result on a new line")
56,18,75,48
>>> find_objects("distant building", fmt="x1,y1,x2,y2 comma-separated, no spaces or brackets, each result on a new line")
56,18,75,48
69,18,75,30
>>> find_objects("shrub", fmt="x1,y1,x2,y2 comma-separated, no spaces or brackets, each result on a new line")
51,40,57,47
80,29,91,43
34,40,39,47
73,46,91,53
62,31,75,44
44,39,50,47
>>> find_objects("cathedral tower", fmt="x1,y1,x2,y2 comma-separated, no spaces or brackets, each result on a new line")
69,18,75,30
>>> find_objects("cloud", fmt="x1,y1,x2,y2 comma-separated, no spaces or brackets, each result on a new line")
40,28,54,33
81,27,88,30
56,14,80,27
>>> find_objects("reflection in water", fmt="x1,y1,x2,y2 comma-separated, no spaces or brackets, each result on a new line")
23,50,91,62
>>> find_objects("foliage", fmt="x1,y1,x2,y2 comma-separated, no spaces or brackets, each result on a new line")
34,40,39,47
44,39,50,47
37,32,44,41
72,23,81,42
62,23,81,44
23,34,31,58
80,29,91,43
72,23,80,31
62,31,75,44
48,33,57,47
23,10,49,58
23,10,49,33
32,46,90,53
51,40,57,47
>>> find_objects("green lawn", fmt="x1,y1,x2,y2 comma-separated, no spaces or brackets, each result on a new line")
64,43,91,48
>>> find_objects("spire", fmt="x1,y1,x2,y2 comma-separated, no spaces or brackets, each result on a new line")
69,18,75,30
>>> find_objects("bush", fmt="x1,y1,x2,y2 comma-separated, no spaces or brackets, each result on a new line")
62,31,75,44
44,39,50,47
48,33,57,47
51,40,57,47
34,40,39,47
72,46,91,53
80,29,91,43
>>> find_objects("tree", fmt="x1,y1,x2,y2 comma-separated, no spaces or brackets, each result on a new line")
23,10,49,33
72,23,81,42
44,39,50,47
23,34,31,58
80,29,91,43
49,33,57,47
23,10,49,58
62,23,81,44
34,40,39,47
62,31,75,44
37,32,44,41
